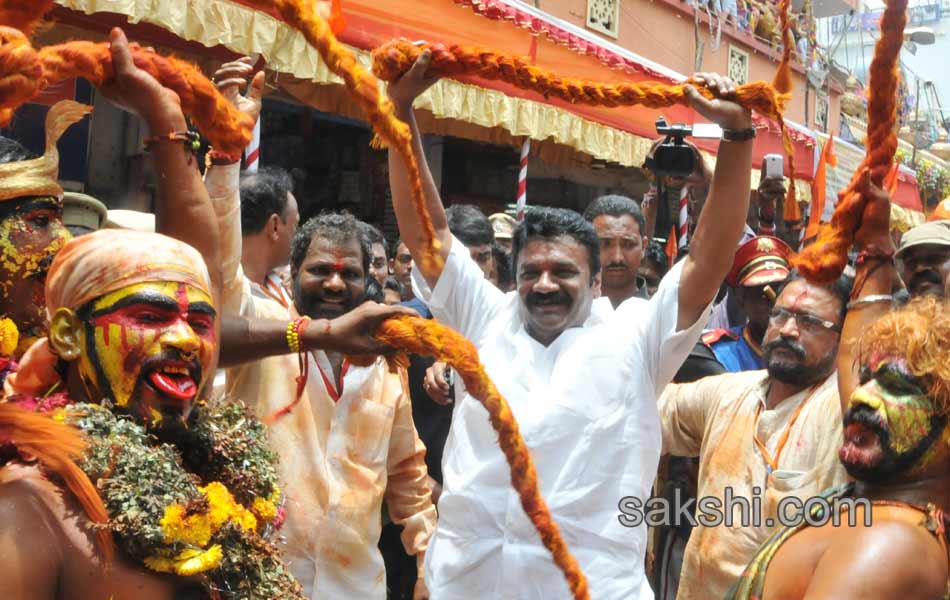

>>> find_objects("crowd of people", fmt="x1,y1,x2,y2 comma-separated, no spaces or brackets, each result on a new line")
1,28,949,600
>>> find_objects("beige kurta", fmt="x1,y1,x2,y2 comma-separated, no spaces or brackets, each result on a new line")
206,165,436,599
658,370,848,600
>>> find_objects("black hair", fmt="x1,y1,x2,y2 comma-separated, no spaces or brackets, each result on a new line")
364,278,385,303
445,204,494,247
642,239,669,275
357,221,387,261
511,207,600,283
0,136,37,164
388,238,408,260
776,271,855,324
383,275,403,293
239,167,294,235
290,211,371,275
583,194,646,236
492,242,513,290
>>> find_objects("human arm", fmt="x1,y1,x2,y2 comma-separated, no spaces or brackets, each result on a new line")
206,58,266,316
385,49,450,288
657,374,724,456
836,169,895,412
218,302,418,368
642,184,658,240
677,73,755,330
98,28,221,297
422,361,452,405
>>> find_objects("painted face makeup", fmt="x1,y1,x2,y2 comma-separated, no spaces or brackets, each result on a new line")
840,354,949,482
0,197,70,350
77,281,216,426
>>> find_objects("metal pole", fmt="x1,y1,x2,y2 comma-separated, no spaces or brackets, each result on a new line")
911,77,921,163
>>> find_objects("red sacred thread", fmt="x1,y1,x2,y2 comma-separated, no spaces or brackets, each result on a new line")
373,314,590,600
244,0,442,273
793,0,906,283
370,39,798,209
0,27,254,160
0,403,114,562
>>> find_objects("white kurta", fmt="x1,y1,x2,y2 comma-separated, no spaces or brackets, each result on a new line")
412,236,711,600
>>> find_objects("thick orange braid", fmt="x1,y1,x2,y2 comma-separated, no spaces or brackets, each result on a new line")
245,0,442,273
371,39,797,209
773,0,801,222
0,0,52,35
793,0,906,283
0,403,114,562
0,23,253,159
374,314,590,600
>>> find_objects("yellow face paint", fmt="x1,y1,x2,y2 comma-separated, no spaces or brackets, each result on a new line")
77,281,216,422
0,197,70,345
847,364,936,456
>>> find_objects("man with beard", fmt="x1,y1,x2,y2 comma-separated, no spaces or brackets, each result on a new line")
584,195,650,306
726,170,950,600
896,219,950,298
388,50,756,599
657,270,852,599
189,57,437,599
728,296,950,599
703,236,792,372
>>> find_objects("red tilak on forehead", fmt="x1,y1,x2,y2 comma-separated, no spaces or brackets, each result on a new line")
175,283,189,313
790,289,809,311
333,258,345,272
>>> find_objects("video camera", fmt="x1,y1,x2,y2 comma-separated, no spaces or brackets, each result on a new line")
643,117,698,178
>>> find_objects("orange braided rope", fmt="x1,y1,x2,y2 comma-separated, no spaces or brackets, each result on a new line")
373,314,589,599
0,23,253,159
0,403,114,562
792,0,906,283
370,39,798,208
244,0,442,273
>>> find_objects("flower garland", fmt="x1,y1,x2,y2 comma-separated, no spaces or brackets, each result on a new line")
38,398,304,599
895,148,950,203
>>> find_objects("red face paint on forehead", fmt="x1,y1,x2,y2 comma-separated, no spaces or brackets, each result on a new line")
333,258,345,272
174,283,189,313
790,288,809,312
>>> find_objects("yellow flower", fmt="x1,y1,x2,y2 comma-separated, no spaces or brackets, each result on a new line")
144,545,224,576
252,497,278,523
0,318,18,357
159,504,213,548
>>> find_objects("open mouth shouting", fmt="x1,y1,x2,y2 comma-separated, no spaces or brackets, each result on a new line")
144,360,201,404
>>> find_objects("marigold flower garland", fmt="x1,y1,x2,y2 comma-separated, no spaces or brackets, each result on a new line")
40,398,303,599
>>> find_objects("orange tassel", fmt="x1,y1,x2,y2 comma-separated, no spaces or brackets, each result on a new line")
0,404,114,561
373,315,590,600
793,0,905,283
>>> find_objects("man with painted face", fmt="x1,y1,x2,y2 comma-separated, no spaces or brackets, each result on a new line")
584,194,650,305
0,106,87,361
387,49,757,599
657,267,854,598
727,171,950,600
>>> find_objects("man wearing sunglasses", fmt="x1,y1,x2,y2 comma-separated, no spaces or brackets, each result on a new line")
657,271,853,599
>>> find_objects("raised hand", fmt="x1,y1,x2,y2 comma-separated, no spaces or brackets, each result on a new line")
386,45,441,111
683,72,753,130
213,57,266,123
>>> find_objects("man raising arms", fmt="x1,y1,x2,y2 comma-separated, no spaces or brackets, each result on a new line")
386,50,756,599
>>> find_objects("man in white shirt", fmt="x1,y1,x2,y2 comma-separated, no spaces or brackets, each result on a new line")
386,53,758,599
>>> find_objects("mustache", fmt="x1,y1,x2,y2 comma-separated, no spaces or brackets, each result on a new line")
526,290,571,308
604,262,629,270
909,270,942,289
764,338,806,361
844,404,888,434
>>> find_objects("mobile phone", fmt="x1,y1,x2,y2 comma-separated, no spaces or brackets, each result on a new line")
444,367,455,401
764,154,784,179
